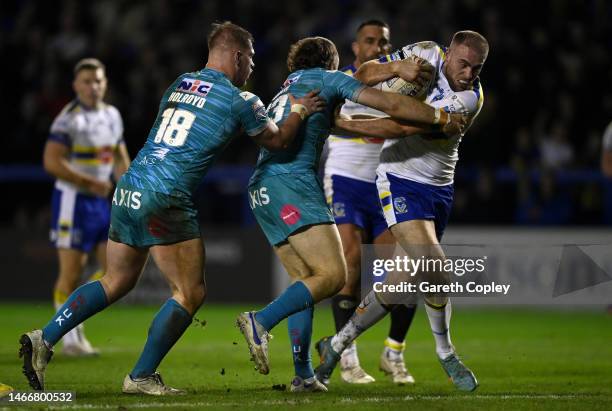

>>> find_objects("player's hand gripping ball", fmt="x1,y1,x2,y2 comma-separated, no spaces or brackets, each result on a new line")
378,56,434,100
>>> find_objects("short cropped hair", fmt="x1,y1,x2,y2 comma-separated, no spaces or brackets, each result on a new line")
287,37,338,72
357,19,389,33
73,58,105,76
207,21,254,51
450,30,489,58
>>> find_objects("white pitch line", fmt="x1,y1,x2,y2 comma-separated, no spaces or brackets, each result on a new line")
39,393,609,410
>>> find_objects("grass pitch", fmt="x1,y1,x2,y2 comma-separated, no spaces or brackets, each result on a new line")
1,303,611,410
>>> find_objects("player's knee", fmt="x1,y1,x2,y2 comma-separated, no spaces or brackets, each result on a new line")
180,283,206,313
309,257,346,296
100,272,138,302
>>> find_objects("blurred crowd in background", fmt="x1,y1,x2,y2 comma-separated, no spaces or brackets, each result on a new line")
1,0,611,228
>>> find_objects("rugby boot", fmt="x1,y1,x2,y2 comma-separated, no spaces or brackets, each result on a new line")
236,312,271,374
314,336,341,386
439,353,478,391
289,376,328,392
122,373,185,396
19,330,53,390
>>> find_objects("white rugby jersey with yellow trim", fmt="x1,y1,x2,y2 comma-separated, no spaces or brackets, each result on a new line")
324,64,386,183
48,100,124,192
377,41,484,186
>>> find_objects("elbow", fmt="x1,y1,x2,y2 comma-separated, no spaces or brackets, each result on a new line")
354,72,368,85
353,67,366,84
355,63,379,86
356,72,376,87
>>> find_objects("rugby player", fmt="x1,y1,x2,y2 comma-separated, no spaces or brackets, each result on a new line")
19,21,325,395
43,58,130,356
237,36,467,392
324,20,418,385
315,30,489,392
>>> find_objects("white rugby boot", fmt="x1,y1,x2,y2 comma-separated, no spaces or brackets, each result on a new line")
19,330,53,390
339,343,375,384
122,373,185,396
289,376,328,392
236,312,271,374
380,344,415,385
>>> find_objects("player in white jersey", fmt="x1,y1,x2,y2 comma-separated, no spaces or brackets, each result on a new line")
324,20,421,385
43,58,130,356
316,31,489,392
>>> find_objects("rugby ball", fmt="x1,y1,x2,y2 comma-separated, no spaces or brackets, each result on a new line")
377,57,433,100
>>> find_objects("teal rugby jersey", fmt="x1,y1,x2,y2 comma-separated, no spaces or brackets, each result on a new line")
249,68,365,183
125,68,269,197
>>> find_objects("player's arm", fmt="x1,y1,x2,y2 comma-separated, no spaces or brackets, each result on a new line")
334,117,432,139
43,140,112,197
354,87,466,135
354,57,433,87
334,113,466,139
113,142,131,180
251,91,326,151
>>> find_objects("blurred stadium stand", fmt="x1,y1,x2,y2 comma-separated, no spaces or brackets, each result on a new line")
1,0,611,226
1,0,611,302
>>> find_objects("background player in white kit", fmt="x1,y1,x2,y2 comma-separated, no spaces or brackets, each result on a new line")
324,20,424,385
317,31,489,392
43,58,130,356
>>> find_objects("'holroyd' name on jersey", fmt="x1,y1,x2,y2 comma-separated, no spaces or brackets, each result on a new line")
167,77,214,109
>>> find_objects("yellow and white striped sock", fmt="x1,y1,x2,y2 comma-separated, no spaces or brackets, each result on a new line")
384,337,405,361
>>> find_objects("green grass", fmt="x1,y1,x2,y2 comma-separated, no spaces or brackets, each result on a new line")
1,303,611,410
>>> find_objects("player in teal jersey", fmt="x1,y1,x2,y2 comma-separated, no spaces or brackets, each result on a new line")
237,36,467,391
19,22,325,395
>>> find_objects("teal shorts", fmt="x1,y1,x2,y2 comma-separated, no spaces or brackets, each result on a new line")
108,180,200,247
248,173,334,246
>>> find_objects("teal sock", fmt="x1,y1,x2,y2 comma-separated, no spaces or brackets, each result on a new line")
255,281,314,331
42,281,108,346
288,307,314,379
131,299,193,379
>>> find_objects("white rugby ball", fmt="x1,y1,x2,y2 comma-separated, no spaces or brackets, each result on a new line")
377,57,433,100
